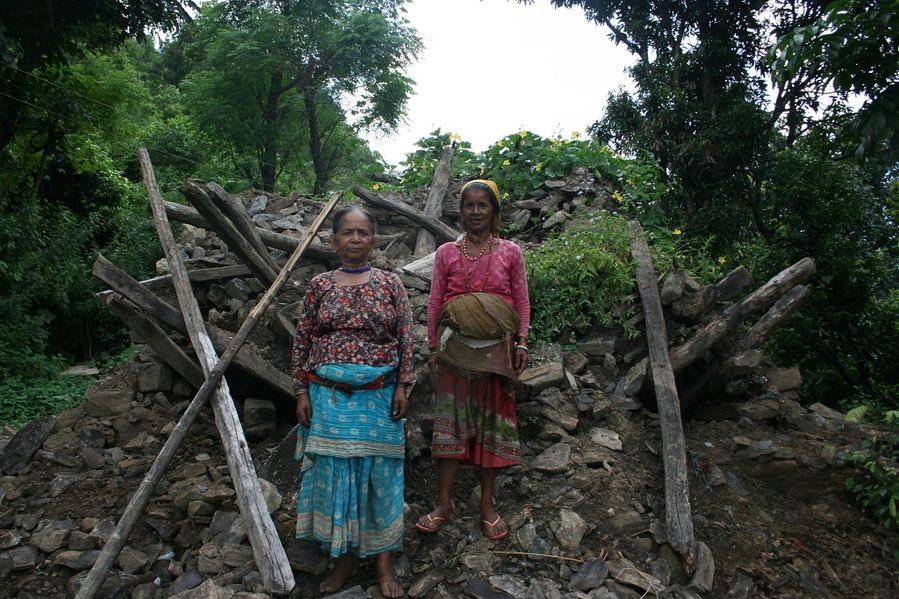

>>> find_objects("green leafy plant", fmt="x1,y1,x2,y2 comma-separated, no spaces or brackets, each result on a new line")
845,419,899,553
525,214,638,344
0,373,94,428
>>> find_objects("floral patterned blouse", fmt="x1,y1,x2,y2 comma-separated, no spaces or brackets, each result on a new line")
291,268,416,390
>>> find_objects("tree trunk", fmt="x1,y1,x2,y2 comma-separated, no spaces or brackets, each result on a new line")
260,72,282,193
305,91,327,195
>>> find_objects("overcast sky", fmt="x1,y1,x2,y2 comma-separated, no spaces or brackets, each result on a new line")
363,0,636,166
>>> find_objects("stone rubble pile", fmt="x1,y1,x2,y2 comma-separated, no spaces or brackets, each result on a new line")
0,172,889,597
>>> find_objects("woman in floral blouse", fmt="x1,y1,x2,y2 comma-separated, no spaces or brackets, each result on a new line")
291,205,414,598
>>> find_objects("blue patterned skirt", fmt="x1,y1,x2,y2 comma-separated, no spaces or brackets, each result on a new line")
295,363,405,557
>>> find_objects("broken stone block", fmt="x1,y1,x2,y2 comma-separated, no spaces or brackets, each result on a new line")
531,442,571,474
552,508,588,549
766,367,801,391
30,519,76,553
84,386,134,418
137,363,174,394
0,415,55,475
518,362,565,398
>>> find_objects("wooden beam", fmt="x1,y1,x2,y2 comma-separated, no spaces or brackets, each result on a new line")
102,293,204,387
414,145,454,257
163,200,335,263
76,150,296,597
182,181,278,285
352,185,460,243
204,182,279,273
628,221,695,570
621,257,816,394
92,255,295,398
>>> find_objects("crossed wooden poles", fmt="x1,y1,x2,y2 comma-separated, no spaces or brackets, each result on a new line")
76,149,341,598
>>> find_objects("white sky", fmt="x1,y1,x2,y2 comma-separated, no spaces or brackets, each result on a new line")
363,0,635,166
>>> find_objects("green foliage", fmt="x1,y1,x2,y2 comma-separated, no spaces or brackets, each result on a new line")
770,0,899,159
846,421,899,546
0,372,94,428
399,130,667,212
525,214,637,343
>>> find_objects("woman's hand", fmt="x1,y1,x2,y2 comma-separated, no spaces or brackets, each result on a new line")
428,352,442,378
513,345,529,373
295,391,312,427
391,384,409,420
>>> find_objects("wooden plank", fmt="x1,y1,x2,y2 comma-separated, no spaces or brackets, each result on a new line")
204,181,279,272
163,199,335,264
734,284,810,352
92,255,295,398
401,251,436,283
414,145,454,257
352,185,460,243
620,257,817,394
182,181,278,285
628,220,696,570
102,293,204,387
76,150,295,597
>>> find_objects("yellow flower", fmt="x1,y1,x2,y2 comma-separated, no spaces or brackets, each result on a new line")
372,183,381,191
497,141,505,148
400,177,406,184
673,228,682,236
519,130,529,138
718,256,727,265
611,192,623,202
479,166,485,176
449,133,461,141
570,130,581,139
534,163,542,172
502,159,511,166
502,192,510,200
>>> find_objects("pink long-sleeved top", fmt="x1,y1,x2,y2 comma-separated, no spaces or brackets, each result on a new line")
427,237,530,348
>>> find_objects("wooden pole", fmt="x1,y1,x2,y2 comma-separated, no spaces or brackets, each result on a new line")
352,185,460,243
628,221,696,571
414,145,453,257
204,181,279,273
76,151,338,598
182,181,278,285
92,256,295,398
163,199,335,264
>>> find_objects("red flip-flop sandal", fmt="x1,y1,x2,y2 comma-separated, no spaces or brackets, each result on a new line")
415,512,449,534
481,515,509,541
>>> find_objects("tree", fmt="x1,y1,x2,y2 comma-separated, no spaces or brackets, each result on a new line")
0,0,194,152
770,0,899,160
177,0,420,193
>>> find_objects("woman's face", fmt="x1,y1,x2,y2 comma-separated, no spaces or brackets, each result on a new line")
333,210,375,264
461,188,495,236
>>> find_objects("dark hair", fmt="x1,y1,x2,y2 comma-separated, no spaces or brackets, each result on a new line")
331,205,378,236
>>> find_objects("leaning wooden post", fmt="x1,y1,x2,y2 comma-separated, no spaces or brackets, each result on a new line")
75,151,337,598
627,220,696,571
414,145,453,257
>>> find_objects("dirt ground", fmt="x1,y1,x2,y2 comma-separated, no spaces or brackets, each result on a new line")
1,361,897,598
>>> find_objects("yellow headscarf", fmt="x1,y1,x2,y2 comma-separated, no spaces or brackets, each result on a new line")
460,179,502,234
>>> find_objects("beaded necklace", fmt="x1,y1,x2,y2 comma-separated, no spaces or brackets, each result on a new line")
461,234,492,261
460,236,494,291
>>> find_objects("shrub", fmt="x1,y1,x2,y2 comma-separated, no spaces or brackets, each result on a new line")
845,416,899,556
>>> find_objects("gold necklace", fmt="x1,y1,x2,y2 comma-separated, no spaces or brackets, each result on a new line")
461,238,494,291
461,234,492,262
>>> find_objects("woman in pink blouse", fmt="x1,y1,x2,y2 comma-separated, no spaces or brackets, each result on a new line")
415,179,530,541
292,206,413,598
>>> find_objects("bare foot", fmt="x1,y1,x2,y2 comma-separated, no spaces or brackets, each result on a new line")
318,553,355,594
375,552,404,598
